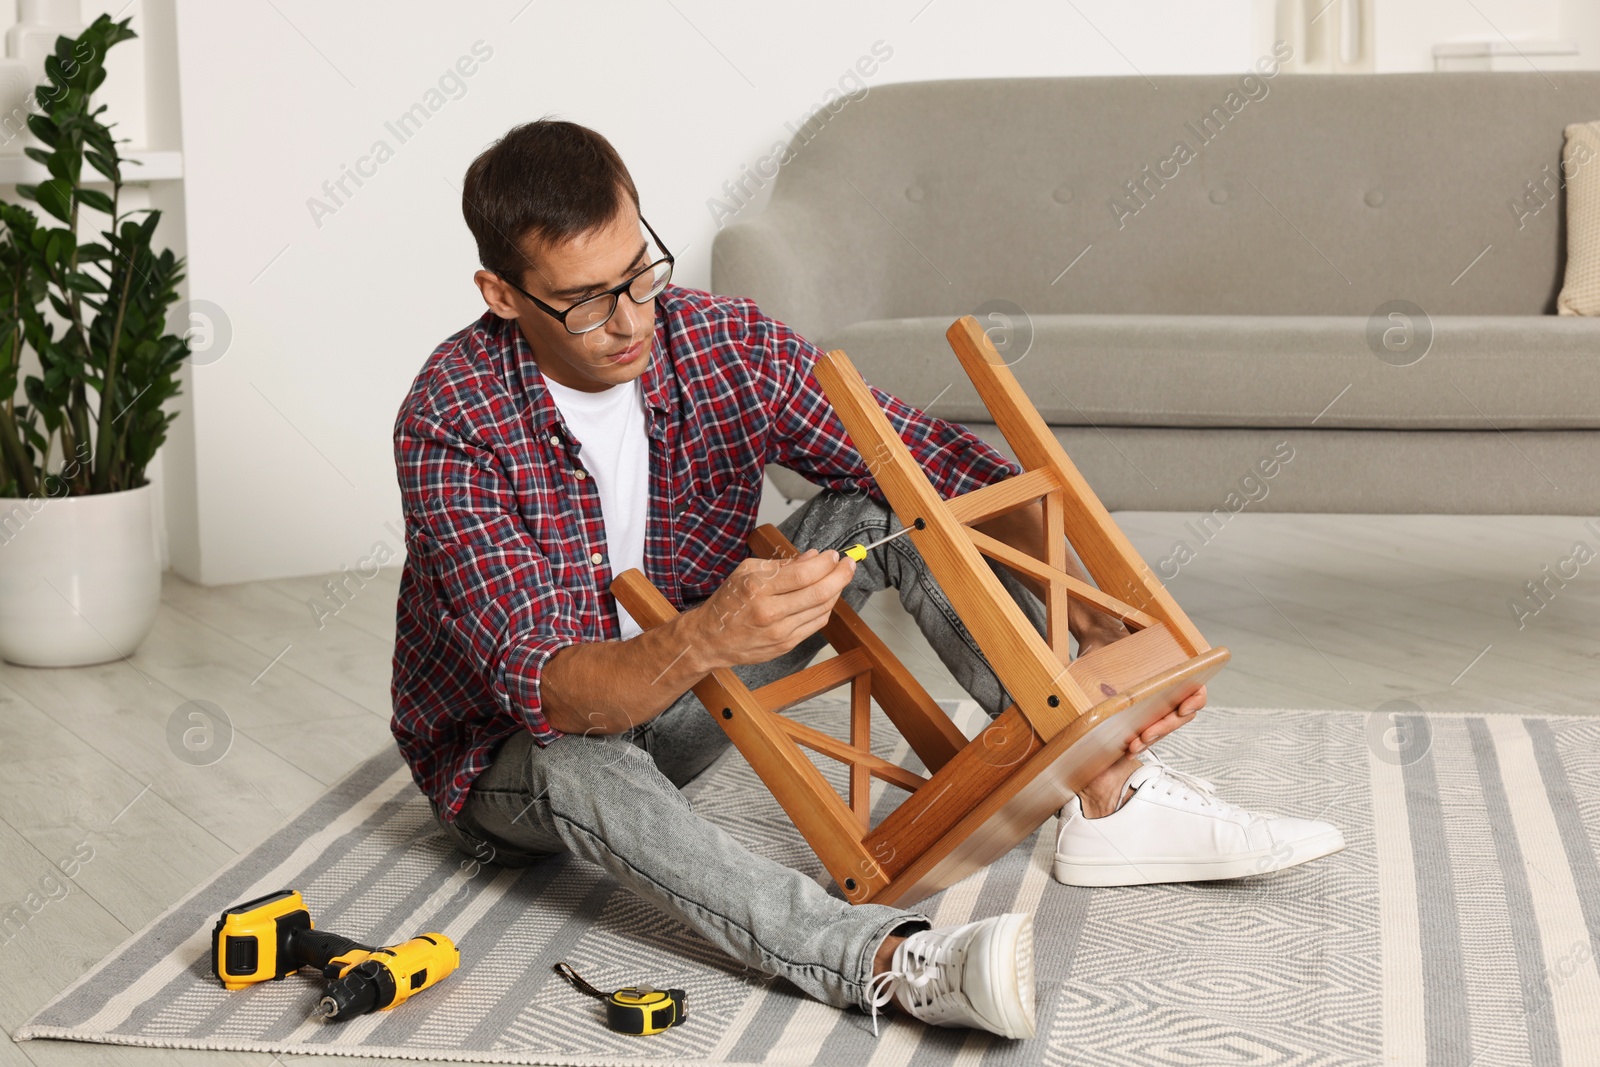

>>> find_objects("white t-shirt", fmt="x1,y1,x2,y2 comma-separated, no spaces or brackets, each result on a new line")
541,374,650,639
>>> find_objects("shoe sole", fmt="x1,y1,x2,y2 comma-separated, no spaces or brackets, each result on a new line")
1051,828,1346,887
979,912,1037,1040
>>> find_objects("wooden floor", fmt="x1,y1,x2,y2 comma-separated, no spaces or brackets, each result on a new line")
2,508,1596,1066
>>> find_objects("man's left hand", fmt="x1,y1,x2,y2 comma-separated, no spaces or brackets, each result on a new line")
1128,684,1206,754
1072,622,1207,754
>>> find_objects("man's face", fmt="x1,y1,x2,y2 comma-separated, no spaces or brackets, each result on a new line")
475,203,658,393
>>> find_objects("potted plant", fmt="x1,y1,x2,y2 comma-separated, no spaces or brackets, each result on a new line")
0,14,188,667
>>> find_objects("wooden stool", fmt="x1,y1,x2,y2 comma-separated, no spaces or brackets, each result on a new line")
611,315,1229,907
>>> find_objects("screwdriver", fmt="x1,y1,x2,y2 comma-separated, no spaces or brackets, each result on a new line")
839,518,925,561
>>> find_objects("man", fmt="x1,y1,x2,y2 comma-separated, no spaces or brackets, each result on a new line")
391,120,1344,1041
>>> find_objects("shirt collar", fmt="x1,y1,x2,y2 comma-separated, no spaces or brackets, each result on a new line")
500,297,672,429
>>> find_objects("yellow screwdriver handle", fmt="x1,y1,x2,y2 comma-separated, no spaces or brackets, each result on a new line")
843,544,868,562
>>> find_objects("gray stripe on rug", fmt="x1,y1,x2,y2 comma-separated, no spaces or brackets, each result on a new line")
1526,719,1600,963
971,826,1043,931
720,980,802,1063
1435,716,1531,1067
1402,714,1473,1067
1467,717,1560,1065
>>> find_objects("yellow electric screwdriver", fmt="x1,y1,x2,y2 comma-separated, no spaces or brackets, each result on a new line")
211,889,459,1020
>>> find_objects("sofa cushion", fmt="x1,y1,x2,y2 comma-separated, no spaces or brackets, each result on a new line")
769,423,1600,515
821,314,1600,431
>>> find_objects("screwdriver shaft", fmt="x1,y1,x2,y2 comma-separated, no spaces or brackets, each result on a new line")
856,526,915,552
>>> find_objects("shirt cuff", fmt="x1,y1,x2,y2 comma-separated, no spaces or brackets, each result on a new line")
502,633,578,744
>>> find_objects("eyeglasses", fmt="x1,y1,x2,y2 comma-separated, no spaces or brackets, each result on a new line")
496,216,675,335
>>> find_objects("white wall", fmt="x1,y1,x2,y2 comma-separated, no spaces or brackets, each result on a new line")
1376,0,1556,71
166,0,1255,585
162,0,1600,585
1557,0,1600,72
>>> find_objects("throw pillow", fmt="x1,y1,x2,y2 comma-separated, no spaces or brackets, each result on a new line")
1557,120,1600,316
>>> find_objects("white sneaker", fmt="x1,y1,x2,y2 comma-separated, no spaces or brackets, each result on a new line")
1052,755,1345,887
866,912,1036,1039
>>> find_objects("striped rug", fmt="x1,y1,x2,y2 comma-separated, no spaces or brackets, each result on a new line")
15,703,1600,1066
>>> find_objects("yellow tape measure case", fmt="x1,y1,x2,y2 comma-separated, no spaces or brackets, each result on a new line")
606,986,687,1036
554,962,688,1036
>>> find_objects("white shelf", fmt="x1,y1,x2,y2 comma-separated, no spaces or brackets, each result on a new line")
1433,39,1583,73
1433,39,1579,59
0,149,184,185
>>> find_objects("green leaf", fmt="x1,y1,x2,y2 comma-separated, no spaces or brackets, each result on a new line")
0,199,36,226
45,149,74,185
84,150,117,183
32,178,72,223
82,126,114,156
21,421,46,454
76,187,113,214
41,54,69,91
63,271,105,294
43,228,69,266
31,81,62,114
24,114,58,147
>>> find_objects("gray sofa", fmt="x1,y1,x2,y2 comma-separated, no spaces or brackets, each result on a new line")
712,72,1600,514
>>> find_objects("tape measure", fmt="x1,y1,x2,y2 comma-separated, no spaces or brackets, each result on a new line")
553,962,687,1037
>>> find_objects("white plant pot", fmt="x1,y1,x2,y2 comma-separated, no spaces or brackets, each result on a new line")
0,483,161,667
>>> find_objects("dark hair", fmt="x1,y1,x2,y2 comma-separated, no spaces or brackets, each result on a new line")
461,119,640,284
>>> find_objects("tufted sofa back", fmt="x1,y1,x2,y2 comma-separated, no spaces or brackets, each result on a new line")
716,71,1599,341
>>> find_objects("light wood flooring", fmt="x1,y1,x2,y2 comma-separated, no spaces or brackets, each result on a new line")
2,507,1596,1066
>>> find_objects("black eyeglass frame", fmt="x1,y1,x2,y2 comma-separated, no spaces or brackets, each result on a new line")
495,215,675,335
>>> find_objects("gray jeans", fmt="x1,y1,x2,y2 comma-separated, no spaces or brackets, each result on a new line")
429,488,1049,1011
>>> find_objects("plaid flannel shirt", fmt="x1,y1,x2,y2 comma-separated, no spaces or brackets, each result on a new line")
390,286,1020,823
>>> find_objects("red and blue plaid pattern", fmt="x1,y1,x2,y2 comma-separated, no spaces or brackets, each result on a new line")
391,286,1020,822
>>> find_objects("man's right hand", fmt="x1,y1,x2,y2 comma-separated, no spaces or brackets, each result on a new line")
687,548,857,669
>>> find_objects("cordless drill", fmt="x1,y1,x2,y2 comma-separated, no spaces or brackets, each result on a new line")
212,889,458,1020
